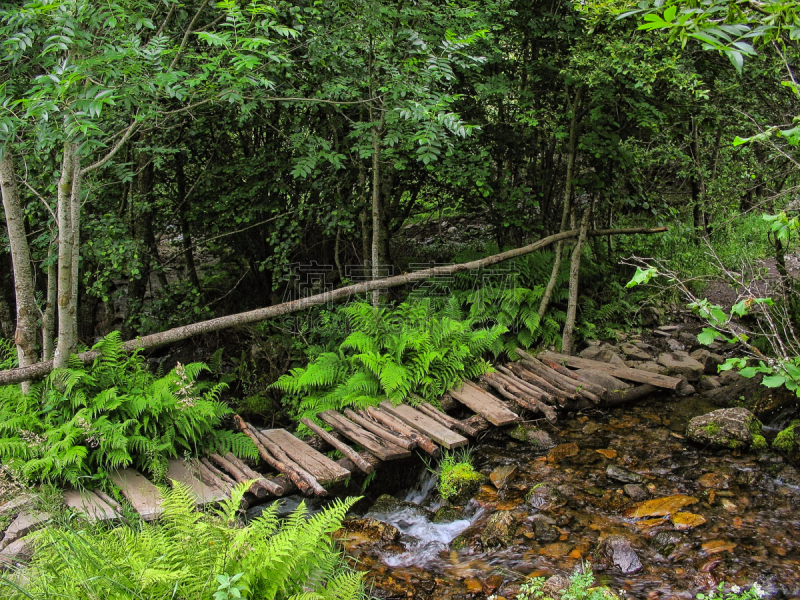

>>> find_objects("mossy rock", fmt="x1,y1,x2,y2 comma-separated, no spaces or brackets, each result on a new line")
686,407,762,450
507,424,555,448
772,420,800,459
440,464,484,505
432,506,461,523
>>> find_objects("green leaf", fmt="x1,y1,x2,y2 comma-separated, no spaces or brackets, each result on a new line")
762,375,786,388
697,328,719,345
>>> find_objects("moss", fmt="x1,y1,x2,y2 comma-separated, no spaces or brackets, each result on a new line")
451,534,467,551
704,423,721,435
772,421,800,452
437,449,483,503
748,417,764,437
751,435,768,450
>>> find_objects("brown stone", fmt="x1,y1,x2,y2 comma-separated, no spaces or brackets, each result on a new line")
622,495,698,519
596,449,618,459
490,465,518,490
701,540,737,555
697,472,729,489
670,512,707,530
548,443,580,462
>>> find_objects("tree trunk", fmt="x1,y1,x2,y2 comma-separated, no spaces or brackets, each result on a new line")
561,204,592,355
0,151,40,390
538,87,583,318
690,118,707,233
42,240,58,360
176,152,200,290
0,226,668,386
126,149,156,336
371,125,384,306
53,142,80,369
359,166,371,273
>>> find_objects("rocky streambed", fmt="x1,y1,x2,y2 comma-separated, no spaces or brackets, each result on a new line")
337,392,800,599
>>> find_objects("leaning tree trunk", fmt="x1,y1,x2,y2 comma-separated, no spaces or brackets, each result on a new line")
539,87,583,319
53,142,81,369
561,204,592,355
0,151,40,391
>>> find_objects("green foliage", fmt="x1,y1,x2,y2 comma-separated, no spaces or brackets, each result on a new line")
435,449,482,502
0,338,17,370
696,581,767,600
500,567,619,600
272,300,504,424
2,482,366,600
0,332,256,486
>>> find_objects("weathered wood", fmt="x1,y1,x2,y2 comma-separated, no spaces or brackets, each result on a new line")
492,369,554,404
531,352,609,396
229,417,290,495
539,350,682,389
250,428,328,496
197,460,233,493
110,469,163,521
0,227,668,386
486,372,558,423
604,384,660,406
208,453,270,498
344,409,416,450
166,459,227,504
378,401,469,448
93,490,122,512
320,410,411,461
64,490,119,522
417,402,480,437
226,451,285,496
260,428,350,484
449,383,520,427
337,451,382,474
365,406,439,455
301,417,375,474
200,457,237,488
518,355,602,403
507,362,576,403
462,413,491,433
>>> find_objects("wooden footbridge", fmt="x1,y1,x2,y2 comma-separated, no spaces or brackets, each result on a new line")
64,350,682,522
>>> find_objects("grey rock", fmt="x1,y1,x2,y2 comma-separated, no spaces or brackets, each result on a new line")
507,425,555,448
638,361,669,375
481,510,516,549
606,465,643,484
619,343,652,361
526,482,559,510
542,575,571,599
531,514,559,542
697,375,721,391
665,338,685,352
0,536,34,566
623,484,648,501
676,378,696,397
579,346,626,366
678,332,698,347
576,368,631,391
657,351,705,381
650,531,682,556
686,407,763,449
599,535,643,574
0,495,34,518
719,369,741,386
690,349,725,375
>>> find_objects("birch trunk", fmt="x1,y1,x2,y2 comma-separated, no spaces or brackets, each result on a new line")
53,142,79,369
561,204,592,355
0,151,39,391
42,240,58,360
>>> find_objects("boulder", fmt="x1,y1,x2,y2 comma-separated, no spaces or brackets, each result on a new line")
657,351,704,381
686,407,763,450
678,332,698,347
338,517,400,543
719,369,741,386
507,425,555,448
579,346,626,366
618,343,652,361
575,369,631,391
697,376,721,391
599,535,643,574
490,465,517,490
676,378,696,397
690,349,725,375
0,494,34,518
480,510,516,548
637,361,669,375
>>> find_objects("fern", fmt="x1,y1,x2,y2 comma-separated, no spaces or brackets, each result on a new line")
3,483,366,600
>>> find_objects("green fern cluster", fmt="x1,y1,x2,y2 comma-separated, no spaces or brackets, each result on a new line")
272,300,505,423
3,482,365,600
0,338,17,370
0,332,256,487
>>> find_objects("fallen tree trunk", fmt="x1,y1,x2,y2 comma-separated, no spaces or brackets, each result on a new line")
0,226,666,386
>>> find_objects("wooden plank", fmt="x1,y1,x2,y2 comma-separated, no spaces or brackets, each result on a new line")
344,409,416,450
110,469,163,521
366,406,439,454
301,418,375,474
449,383,520,427
261,429,350,484
378,401,468,449
539,350,682,389
64,490,119,522
320,410,411,461
167,459,228,504
418,402,481,437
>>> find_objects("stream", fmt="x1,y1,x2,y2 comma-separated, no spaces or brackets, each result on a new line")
333,392,800,599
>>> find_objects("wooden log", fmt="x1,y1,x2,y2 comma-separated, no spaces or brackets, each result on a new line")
200,457,237,488
364,407,439,455
417,402,480,437
94,490,122,512
493,368,554,404
337,451,382,474
250,428,328,496
345,409,417,450
462,413,491,433
260,429,350,484
208,453,269,498
507,362,576,403
231,416,303,495
533,353,610,396
167,459,227,504
448,383,520,427
320,410,411,460
377,401,469,449
518,356,602,404
481,375,557,423
301,418,375,474
538,350,682,389
197,460,233,493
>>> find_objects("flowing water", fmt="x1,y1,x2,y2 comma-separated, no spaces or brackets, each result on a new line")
338,393,800,599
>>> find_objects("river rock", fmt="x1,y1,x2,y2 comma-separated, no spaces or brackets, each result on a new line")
619,343,652,361
531,513,559,542
676,378,696,397
637,361,669,375
576,369,631,391
507,424,555,448
599,535,643,574
719,369,741,386
650,531,682,556
548,443,580,462
0,512,50,551
691,349,725,375
686,407,763,449
697,375,721,391
432,506,461,523
542,575,571,598
579,346,627,366
657,351,704,381
665,338,685,352
490,465,517,490
338,517,400,543
606,464,643,484
527,482,559,510
623,484,647,501
480,510,516,548
670,512,706,530
622,494,698,518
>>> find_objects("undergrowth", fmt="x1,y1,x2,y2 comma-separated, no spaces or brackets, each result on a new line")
435,448,482,502
1,482,366,600
0,332,257,487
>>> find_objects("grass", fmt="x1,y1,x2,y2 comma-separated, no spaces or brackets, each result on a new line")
435,448,483,502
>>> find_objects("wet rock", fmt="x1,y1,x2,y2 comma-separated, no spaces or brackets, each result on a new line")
691,349,725,375
638,361,670,375
619,343,652,361
480,510,516,549
582,422,600,435
701,539,737,555
697,472,730,489
526,482,560,510
622,494,698,518
777,465,800,486
606,464,644,484
719,369,741,386
697,375,721,391
670,512,706,530
507,424,555,448
686,407,763,449
676,378,696,397
490,465,517,490
531,514,559,542
338,517,400,543
599,535,643,574
575,369,631,391
650,531,682,556
657,351,705,381
432,506,461,523
623,484,648,501
596,448,617,459
547,443,580,462
0,512,50,550
542,575,571,598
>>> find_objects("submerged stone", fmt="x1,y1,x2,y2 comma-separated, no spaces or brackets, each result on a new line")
599,535,643,574
548,443,580,462
623,484,647,501
490,465,518,490
670,512,706,530
622,494,698,518
686,407,762,449
606,464,643,484
507,424,555,448
481,510,516,549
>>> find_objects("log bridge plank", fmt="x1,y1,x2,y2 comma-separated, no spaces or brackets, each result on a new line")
166,459,228,504
378,401,468,449
260,428,350,484
320,410,412,461
448,383,520,427
539,351,682,389
110,469,163,521
64,489,120,522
